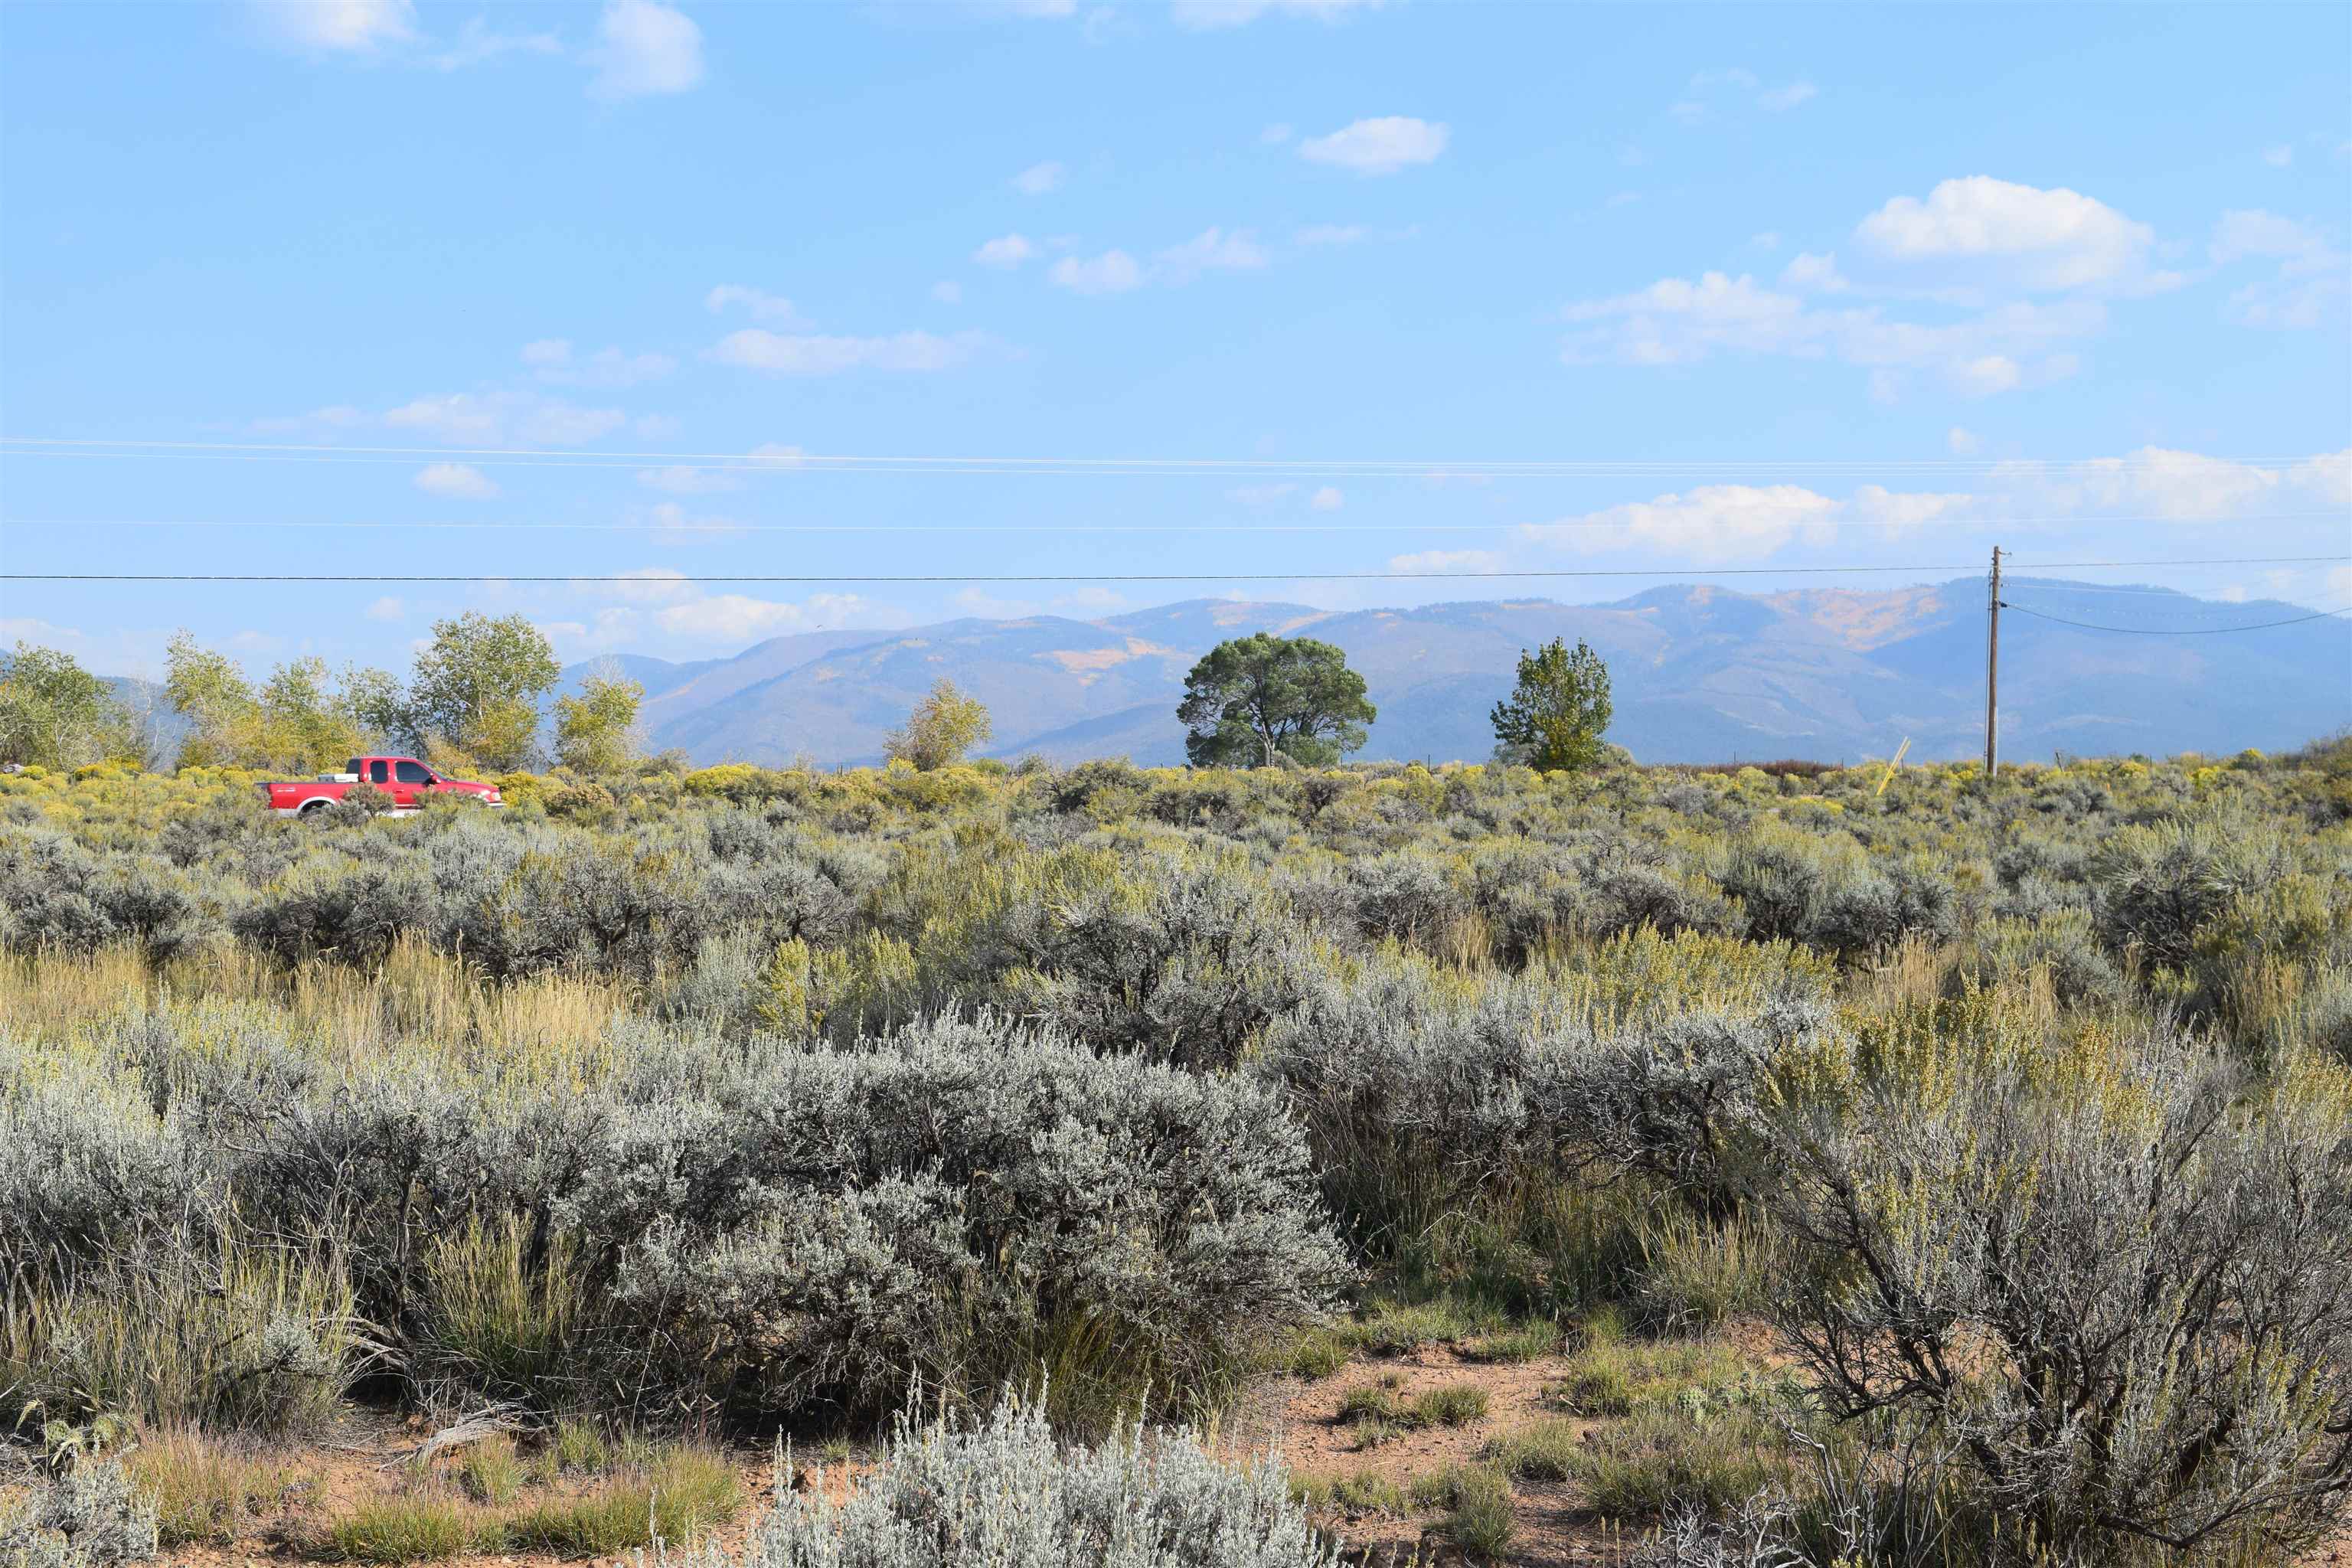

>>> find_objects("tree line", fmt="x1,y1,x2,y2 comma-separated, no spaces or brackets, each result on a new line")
0,619,1614,776
0,612,642,777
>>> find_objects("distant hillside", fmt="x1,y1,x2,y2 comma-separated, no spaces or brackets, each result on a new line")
561,577,2349,768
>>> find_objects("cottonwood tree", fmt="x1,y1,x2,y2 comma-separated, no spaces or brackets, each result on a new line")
1177,634,1374,768
554,665,645,776
405,612,560,773
0,643,143,769
1491,636,1613,773
884,678,992,770
163,632,397,772
163,632,261,769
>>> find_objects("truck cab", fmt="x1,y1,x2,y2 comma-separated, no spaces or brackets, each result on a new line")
259,756,503,816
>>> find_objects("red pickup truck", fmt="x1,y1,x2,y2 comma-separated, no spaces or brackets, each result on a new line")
257,756,504,816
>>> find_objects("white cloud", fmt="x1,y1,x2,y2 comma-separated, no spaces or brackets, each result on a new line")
1046,228,1268,297
749,443,807,467
1847,485,1974,525
382,390,627,446
931,280,963,305
1260,122,1294,145
2224,273,2347,330
523,341,675,389
707,328,982,374
1295,224,1368,247
704,284,801,324
642,501,747,538
1950,354,2021,397
2263,144,2295,168
2207,209,2323,264
604,567,697,604
1674,68,1815,119
1388,548,1502,574
425,16,560,70
1778,250,1847,292
1048,250,1146,295
1152,226,1267,282
365,596,406,622
1171,0,1384,29
413,462,501,498
1948,426,1980,456
2292,449,2351,506
585,0,702,100
1310,485,1344,511
537,609,644,657
1298,116,1448,175
251,0,415,51
1506,479,1981,565
2045,446,2281,519
655,590,877,642
1520,484,1843,562
253,403,368,433
638,466,738,495
1854,175,2168,292
1560,270,2103,396
1012,160,1066,195
2208,210,2347,329
974,234,1040,268
1970,446,2348,524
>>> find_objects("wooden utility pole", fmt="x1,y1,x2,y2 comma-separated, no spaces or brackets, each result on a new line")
1984,546,2002,777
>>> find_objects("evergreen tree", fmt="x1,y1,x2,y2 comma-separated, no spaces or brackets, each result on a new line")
1491,636,1613,773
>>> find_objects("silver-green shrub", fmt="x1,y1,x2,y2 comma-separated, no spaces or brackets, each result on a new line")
0,1461,157,1568
4,1010,1350,1425
700,1395,1344,1568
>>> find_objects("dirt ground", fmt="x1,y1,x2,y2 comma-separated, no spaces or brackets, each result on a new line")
1245,1346,1632,1566
114,1351,2352,1568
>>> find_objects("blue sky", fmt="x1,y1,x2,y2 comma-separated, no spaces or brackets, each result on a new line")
2,0,2347,675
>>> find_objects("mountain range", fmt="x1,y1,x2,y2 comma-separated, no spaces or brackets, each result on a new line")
552,577,2351,769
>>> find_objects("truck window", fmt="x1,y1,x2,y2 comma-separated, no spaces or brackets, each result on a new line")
394,760,433,785
344,759,363,777
369,761,390,783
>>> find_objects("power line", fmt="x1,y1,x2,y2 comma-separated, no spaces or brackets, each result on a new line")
7,554,2345,586
1992,577,2341,599
5,567,1991,585
1998,600,2352,635
2004,556,2347,569
5,434,2345,479
5,511,2344,536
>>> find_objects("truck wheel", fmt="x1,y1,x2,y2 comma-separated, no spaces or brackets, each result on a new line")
299,799,335,818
